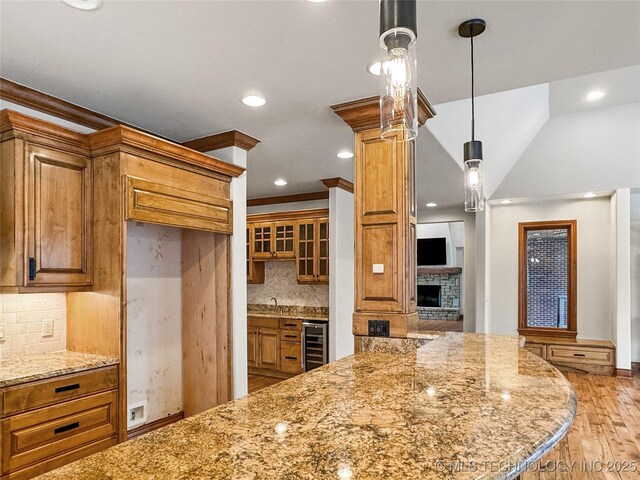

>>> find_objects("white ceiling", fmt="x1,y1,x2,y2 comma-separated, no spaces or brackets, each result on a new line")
1,0,639,203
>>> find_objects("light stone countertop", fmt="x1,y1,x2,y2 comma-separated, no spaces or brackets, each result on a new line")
37,332,576,479
0,351,119,388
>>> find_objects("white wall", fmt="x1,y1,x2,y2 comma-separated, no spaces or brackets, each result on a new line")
631,192,640,363
329,187,354,361
489,198,612,340
126,222,183,427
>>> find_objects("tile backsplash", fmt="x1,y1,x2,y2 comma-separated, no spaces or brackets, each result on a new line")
248,261,329,307
0,293,66,360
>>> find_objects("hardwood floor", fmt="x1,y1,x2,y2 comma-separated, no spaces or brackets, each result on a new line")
416,319,464,332
248,374,284,394
523,372,640,479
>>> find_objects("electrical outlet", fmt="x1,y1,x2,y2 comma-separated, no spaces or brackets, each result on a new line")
0,324,5,341
128,401,147,429
42,319,54,337
368,320,390,337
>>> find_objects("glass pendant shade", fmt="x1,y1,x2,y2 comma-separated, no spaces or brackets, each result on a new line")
379,31,417,141
464,141,485,212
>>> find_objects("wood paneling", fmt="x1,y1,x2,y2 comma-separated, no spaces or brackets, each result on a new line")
518,220,578,339
182,130,260,152
125,176,232,234
182,230,232,417
1,367,118,417
320,177,354,193
247,191,328,207
127,411,184,440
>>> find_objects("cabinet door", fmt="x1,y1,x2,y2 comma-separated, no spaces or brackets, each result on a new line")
273,221,295,258
252,222,273,260
246,227,265,284
296,220,316,283
280,341,303,374
25,144,92,287
247,327,258,368
316,218,329,283
258,328,279,371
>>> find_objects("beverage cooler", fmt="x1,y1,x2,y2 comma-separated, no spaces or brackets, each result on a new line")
302,321,328,372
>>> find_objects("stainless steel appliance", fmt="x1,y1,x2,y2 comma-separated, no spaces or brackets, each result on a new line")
302,321,328,372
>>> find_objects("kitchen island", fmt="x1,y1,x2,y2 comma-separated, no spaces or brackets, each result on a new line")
38,332,576,479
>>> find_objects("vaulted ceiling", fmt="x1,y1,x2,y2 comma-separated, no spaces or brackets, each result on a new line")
1,1,639,207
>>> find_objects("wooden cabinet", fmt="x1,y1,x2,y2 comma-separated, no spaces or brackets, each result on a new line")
0,366,119,479
524,337,615,375
1,111,93,291
247,327,258,368
258,328,280,371
246,227,265,284
248,316,306,377
273,221,295,258
249,220,295,260
296,217,329,284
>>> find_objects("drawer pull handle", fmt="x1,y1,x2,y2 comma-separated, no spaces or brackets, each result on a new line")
54,422,80,435
285,335,296,338
55,383,80,393
285,356,298,360
284,323,296,327
573,353,586,357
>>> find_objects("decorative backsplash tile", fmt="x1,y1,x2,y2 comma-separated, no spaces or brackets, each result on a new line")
0,293,67,360
248,261,329,307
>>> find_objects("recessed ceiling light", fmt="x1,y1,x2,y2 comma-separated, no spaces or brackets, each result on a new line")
308,0,326,2
583,192,597,198
336,151,354,159
241,94,266,107
274,179,287,186
61,0,102,10
426,202,437,208
500,199,512,204
367,61,382,76
586,90,605,102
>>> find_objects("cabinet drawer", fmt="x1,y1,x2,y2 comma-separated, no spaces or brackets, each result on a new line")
280,342,303,374
2,366,118,417
524,344,546,359
1,390,117,474
247,316,279,329
546,345,614,366
279,319,302,331
279,330,301,343
125,176,232,234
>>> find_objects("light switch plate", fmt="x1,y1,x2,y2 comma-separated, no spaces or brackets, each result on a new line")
42,319,54,337
372,264,384,274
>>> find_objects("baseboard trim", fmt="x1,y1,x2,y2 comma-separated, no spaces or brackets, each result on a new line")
127,411,184,440
632,362,640,373
615,368,633,378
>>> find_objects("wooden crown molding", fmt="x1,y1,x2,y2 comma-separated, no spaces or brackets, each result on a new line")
247,191,329,207
248,208,329,222
182,130,261,152
321,177,354,193
331,87,436,132
89,125,245,178
1,109,89,148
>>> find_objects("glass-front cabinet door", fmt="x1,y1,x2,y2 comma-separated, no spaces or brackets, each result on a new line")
252,222,273,259
273,221,295,258
297,220,316,283
316,218,329,283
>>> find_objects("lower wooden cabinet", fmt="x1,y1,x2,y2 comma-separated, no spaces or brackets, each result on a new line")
0,366,119,479
258,328,280,371
248,316,304,378
524,337,615,375
280,342,303,374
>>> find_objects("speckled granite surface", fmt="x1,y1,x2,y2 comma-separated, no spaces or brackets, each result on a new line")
0,351,119,388
38,333,575,480
248,303,329,321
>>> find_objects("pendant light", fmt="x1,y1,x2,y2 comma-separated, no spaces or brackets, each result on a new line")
459,18,486,212
379,0,418,141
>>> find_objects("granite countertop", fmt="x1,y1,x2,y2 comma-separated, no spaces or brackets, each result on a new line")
0,351,119,388
248,304,329,322
38,332,575,479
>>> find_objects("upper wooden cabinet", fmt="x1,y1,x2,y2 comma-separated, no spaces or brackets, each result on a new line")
1,110,93,291
246,209,329,285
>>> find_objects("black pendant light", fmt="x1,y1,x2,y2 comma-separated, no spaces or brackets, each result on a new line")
378,0,418,141
459,18,486,212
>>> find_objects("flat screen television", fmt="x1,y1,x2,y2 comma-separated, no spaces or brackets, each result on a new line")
417,238,447,266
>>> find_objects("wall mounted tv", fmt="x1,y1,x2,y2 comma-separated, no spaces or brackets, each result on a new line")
417,238,447,266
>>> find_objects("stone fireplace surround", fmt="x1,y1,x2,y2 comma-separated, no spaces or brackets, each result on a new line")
417,267,462,321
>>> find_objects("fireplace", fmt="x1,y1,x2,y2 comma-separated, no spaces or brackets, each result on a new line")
417,285,441,307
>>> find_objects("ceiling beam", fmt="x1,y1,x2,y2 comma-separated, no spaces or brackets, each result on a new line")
321,177,354,193
182,130,261,152
247,191,329,207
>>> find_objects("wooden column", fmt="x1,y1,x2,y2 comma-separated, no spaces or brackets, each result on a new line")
332,90,435,337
